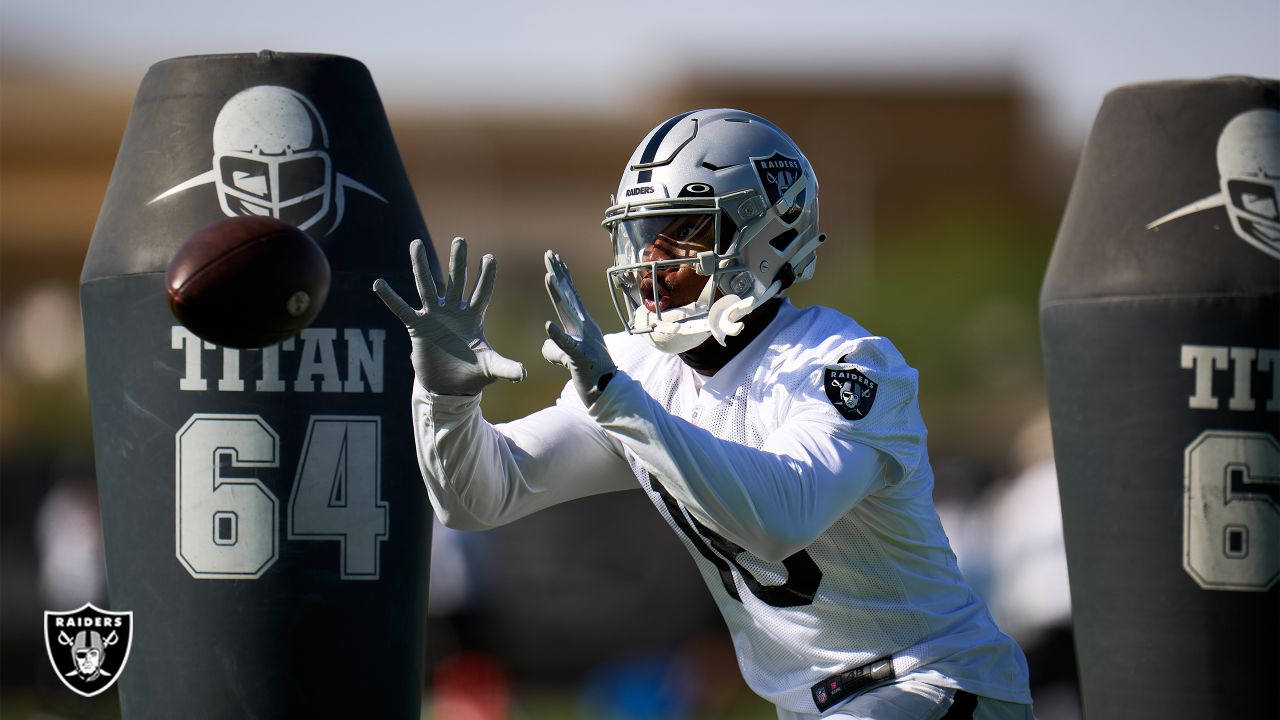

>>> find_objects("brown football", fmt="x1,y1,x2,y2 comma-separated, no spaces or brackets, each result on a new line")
166,216,331,348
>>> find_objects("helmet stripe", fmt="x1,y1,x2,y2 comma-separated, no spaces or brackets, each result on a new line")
636,111,697,183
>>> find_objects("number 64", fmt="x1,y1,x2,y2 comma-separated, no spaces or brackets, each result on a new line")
174,414,389,581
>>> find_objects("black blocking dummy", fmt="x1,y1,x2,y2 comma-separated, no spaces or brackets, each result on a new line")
80,52,439,719
1041,76,1279,718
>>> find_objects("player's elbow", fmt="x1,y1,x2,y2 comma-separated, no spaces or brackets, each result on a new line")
742,492,825,562
747,524,819,563
426,488,500,532
433,506,496,532
762,538,812,564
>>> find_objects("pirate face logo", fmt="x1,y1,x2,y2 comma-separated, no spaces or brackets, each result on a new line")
751,151,806,224
149,85,386,234
44,603,133,697
823,365,878,421
1148,108,1280,260
73,633,108,678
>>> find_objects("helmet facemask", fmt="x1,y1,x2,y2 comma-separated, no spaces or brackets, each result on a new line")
605,190,764,353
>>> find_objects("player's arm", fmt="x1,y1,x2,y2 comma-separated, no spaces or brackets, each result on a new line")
541,250,898,561
590,373,895,562
376,238,635,531
413,384,634,530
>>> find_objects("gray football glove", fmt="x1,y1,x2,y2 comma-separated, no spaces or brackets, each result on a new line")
374,237,525,395
542,250,617,406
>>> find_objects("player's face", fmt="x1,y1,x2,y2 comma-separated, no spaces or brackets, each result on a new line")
633,214,715,311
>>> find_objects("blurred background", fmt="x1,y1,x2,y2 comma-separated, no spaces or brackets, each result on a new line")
1,1,1276,718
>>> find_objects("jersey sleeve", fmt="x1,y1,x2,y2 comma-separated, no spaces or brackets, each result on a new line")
587,370,896,563
412,382,635,531
779,334,929,485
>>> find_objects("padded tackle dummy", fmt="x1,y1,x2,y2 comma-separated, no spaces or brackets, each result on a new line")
80,52,436,719
1041,77,1279,718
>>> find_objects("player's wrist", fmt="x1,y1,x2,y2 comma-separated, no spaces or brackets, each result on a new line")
581,370,615,405
596,371,615,393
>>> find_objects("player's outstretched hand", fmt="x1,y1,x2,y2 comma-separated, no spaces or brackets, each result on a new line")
374,237,525,395
542,250,617,406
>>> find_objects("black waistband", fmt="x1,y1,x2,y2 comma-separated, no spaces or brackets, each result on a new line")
811,656,895,712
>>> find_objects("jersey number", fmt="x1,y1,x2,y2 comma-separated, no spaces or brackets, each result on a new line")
1183,430,1279,591
650,478,821,607
175,414,388,580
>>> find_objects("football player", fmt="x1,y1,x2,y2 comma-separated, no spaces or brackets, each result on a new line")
375,109,1034,719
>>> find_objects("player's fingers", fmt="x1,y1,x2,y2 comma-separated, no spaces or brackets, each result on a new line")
545,320,583,358
372,279,420,326
547,250,589,328
409,239,440,307
483,351,526,383
470,254,498,312
544,274,585,339
540,336,571,368
445,237,467,307
543,272,568,324
549,251,587,318
550,251,580,299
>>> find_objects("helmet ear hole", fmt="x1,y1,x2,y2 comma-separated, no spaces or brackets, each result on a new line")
717,210,738,253
768,228,799,252
774,263,797,292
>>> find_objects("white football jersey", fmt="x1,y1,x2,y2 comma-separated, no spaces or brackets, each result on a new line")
411,299,1031,714
578,300,1032,712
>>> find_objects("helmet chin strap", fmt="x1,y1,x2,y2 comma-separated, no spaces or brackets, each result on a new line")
707,277,784,346
636,275,786,354
635,303,716,354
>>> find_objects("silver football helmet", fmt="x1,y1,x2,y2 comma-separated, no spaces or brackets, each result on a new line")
603,109,825,353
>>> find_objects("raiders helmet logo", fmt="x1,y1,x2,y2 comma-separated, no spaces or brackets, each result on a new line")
751,151,806,224
44,603,133,697
823,365,878,421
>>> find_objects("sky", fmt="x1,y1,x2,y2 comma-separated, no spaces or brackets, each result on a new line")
1,0,1277,144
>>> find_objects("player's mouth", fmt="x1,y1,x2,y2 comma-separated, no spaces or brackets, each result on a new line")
639,278,672,312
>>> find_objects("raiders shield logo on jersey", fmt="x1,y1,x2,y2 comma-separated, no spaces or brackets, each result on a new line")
823,365,878,421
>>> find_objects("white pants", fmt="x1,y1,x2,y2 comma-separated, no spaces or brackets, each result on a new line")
776,680,1035,720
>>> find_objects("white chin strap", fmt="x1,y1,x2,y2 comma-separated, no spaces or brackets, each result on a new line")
634,279,783,354
634,303,714,354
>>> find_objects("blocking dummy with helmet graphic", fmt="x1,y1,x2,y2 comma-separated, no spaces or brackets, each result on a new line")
80,52,435,719
1041,77,1278,718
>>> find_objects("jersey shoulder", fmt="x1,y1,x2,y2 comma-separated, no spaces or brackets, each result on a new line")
761,303,928,477
762,303,913,382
